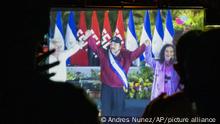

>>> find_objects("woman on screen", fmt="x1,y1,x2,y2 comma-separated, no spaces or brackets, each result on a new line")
145,40,181,100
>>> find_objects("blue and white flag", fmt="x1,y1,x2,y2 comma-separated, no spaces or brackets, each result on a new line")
65,11,78,65
163,9,175,45
152,10,164,59
65,11,78,49
140,10,152,61
108,50,128,89
125,10,139,66
51,11,65,51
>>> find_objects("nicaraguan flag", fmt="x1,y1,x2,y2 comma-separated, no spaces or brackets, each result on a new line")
163,9,175,45
152,10,164,59
65,11,78,49
65,11,78,65
71,11,89,66
125,10,139,66
51,11,65,51
140,10,152,61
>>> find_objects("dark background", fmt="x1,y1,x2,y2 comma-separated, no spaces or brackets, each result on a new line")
49,0,220,26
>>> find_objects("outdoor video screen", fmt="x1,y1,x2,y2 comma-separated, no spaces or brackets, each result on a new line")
47,8,204,115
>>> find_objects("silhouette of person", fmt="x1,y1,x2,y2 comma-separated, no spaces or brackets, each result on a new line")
186,29,219,117
5,1,100,123
142,29,219,120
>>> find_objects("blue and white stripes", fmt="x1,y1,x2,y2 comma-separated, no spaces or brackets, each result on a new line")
152,10,164,59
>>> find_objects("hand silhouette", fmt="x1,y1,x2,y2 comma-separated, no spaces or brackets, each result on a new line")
36,49,59,78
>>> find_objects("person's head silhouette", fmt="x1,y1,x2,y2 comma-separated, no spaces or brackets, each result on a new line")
186,29,219,116
175,30,203,96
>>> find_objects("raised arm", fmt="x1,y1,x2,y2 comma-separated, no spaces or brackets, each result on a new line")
86,30,104,57
63,43,82,59
145,40,156,69
63,32,90,59
130,44,146,61
87,36,99,54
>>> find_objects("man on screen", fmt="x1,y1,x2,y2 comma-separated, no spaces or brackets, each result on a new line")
85,30,147,116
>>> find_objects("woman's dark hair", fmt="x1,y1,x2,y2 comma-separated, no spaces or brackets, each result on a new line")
158,44,176,64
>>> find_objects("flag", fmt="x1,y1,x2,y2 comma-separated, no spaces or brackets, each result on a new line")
101,11,112,50
89,11,100,66
91,11,101,47
65,11,83,66
114,10,126,48
140,10,152,62
71,11,89,66
163,9,175,45
125,10,139,66
51,11,65,51
65,11,78,49
152,10,164,59
77,11,88,41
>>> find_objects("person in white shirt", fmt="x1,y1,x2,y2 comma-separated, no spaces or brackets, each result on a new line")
49,38,87,82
